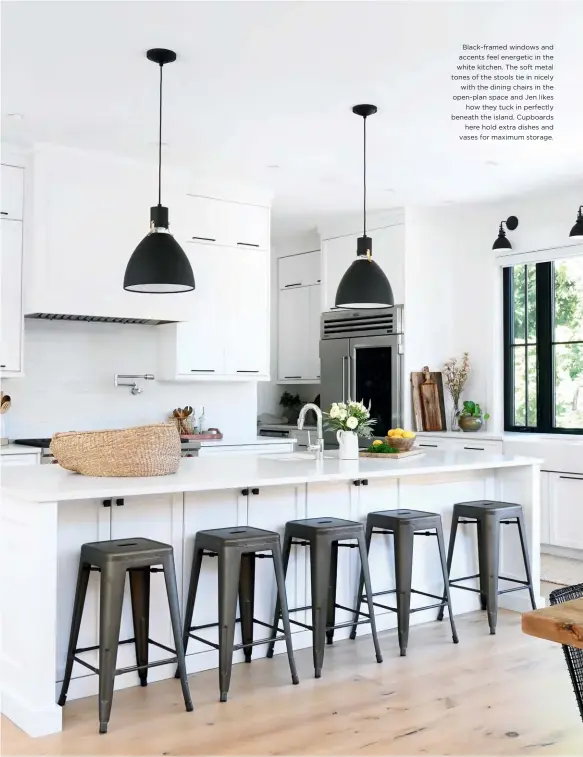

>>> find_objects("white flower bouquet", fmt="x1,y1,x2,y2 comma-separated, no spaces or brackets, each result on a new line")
324,400,376,438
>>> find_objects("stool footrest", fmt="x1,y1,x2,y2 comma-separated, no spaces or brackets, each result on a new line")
187,629,288,652
72,637,179,678
281,602,372,633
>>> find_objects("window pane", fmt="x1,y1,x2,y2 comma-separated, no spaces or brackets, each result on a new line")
526,345,537,427
555,343,583,429
513,346,526,426
554,258,583,342
527,265,536,343
513,265,525,344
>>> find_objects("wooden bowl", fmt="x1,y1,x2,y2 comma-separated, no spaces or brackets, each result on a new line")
385,435,415,451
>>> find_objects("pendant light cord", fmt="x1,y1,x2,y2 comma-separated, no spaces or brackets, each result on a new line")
158,62,163,206
363,115,367,237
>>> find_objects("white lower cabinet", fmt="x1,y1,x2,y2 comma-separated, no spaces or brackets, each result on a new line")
182,489,246,673
0,453,41,467
548,472,583,550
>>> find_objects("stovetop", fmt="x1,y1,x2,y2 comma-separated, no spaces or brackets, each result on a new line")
14,438,52,448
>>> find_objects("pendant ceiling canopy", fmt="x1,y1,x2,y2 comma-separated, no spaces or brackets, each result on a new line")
334,104,394,310
124,48,195,294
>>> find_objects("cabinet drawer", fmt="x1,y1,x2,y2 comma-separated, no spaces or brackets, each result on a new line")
1,164,24,220
278,251,320,289
549,472,583,550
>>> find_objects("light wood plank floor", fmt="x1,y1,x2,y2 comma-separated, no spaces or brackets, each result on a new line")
3,610,583,756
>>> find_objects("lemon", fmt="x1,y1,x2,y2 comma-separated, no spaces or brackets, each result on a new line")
387,429,398,437
395,428,404,434
402,431,416,439
372,439,383,446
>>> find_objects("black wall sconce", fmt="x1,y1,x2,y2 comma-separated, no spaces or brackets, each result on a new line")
492,215,519,251
569,206,583,239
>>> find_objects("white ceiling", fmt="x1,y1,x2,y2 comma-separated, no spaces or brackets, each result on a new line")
2,1,582,236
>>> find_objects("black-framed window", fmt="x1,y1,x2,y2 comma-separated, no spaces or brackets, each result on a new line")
503,256,583,434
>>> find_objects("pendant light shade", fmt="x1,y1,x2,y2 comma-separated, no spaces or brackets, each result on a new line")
569,206,583,239
492,215,518,251
124,49,195,294
334,104,393,309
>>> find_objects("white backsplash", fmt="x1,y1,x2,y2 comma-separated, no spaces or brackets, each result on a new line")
1,320,257,439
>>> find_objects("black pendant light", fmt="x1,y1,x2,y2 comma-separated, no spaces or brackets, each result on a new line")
335,104,394,309
569,206,583,239
492,215,519,251
124,49,195,294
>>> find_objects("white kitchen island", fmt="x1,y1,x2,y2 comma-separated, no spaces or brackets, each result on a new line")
1,449,542,737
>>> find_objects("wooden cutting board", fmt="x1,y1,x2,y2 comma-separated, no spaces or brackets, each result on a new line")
360,448,425,460
411,367,446,432
522,598,583,649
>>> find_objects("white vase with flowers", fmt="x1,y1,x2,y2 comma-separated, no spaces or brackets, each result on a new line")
324,400,376,460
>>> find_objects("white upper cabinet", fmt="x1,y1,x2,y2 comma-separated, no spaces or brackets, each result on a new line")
0,219,24,375
277,284,320,383
278,250,320,289
179,194,269,251
1,164,24,221
321,223,405,311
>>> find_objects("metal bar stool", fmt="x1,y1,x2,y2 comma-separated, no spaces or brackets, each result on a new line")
437,500,537,634
58,537,192,734
549,583,583,722
266,517,383,678
350,509,458,656
180,526,298,702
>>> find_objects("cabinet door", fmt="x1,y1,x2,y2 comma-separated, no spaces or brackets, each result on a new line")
277,286,309,381
228,202,270,250
278,251,320,289
307,285,321,381
183,489,245,671
181,195,224,245
0,219,23,373
175,242,226,375
56,499,110,682
322,224,404,311
1,164,24,220
109,494,183,681
549,473,583,549
247,485,307,655
224,247,269,377
541,472,550,545
181,195,269,250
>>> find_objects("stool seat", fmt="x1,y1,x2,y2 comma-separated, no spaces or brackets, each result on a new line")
81,538,173,568
284,517,364,539
367,509,442,527
453,500,524,517
194,526,280,551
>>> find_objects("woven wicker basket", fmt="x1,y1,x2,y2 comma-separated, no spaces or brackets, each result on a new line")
384,435,415,452
50,423,181,477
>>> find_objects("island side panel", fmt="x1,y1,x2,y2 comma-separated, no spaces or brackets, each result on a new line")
1,495,62,737
494,463,543,611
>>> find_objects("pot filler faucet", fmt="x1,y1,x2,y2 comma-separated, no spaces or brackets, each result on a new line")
298,403,324,459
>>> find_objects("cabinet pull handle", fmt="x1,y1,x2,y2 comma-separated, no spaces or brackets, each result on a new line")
241,488,249,496
116,498,124,506
102,499,112,508
191,236,216,242
559,475,583,481
464,447,485,451
251,488,259,495
0,211,8,216
0,365,6,368
353,480,361,486
191,369,215,373
237,242,260,248
362,479,369,486
284,376,302,379
419,443,438,448
237,370,259,373
284,283,302,288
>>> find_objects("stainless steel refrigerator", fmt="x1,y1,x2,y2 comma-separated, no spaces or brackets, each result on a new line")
319,306,404,447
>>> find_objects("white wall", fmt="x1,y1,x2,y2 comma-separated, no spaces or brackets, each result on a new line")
257,229,321,417
1,320,257,439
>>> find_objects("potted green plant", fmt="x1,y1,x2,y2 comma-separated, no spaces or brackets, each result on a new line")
279,391,302,424
458,401,490,432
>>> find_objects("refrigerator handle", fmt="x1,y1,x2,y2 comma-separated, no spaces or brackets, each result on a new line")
342,356,347,403
347,354,352,402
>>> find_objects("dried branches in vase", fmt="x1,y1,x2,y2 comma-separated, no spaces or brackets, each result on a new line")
443,353,470,431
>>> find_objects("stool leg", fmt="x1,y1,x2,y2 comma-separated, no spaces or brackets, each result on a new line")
357,533,383,664
98,564,126,734
476,521,488,611
394,525,414,657
311,538,332,678
238,552,256,663
436,521,459,644
437,511,459,622
326,541,339,645
218,548,240,702
272,540,299,685
482,515,500,635
58,561,91,706
266,530,292,659
129,567,150,687
162,554,193,713
349,520,372,641
516,511,537,610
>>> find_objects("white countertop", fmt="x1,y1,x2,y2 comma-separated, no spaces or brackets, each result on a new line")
0,449,541,503
0,444,41,456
